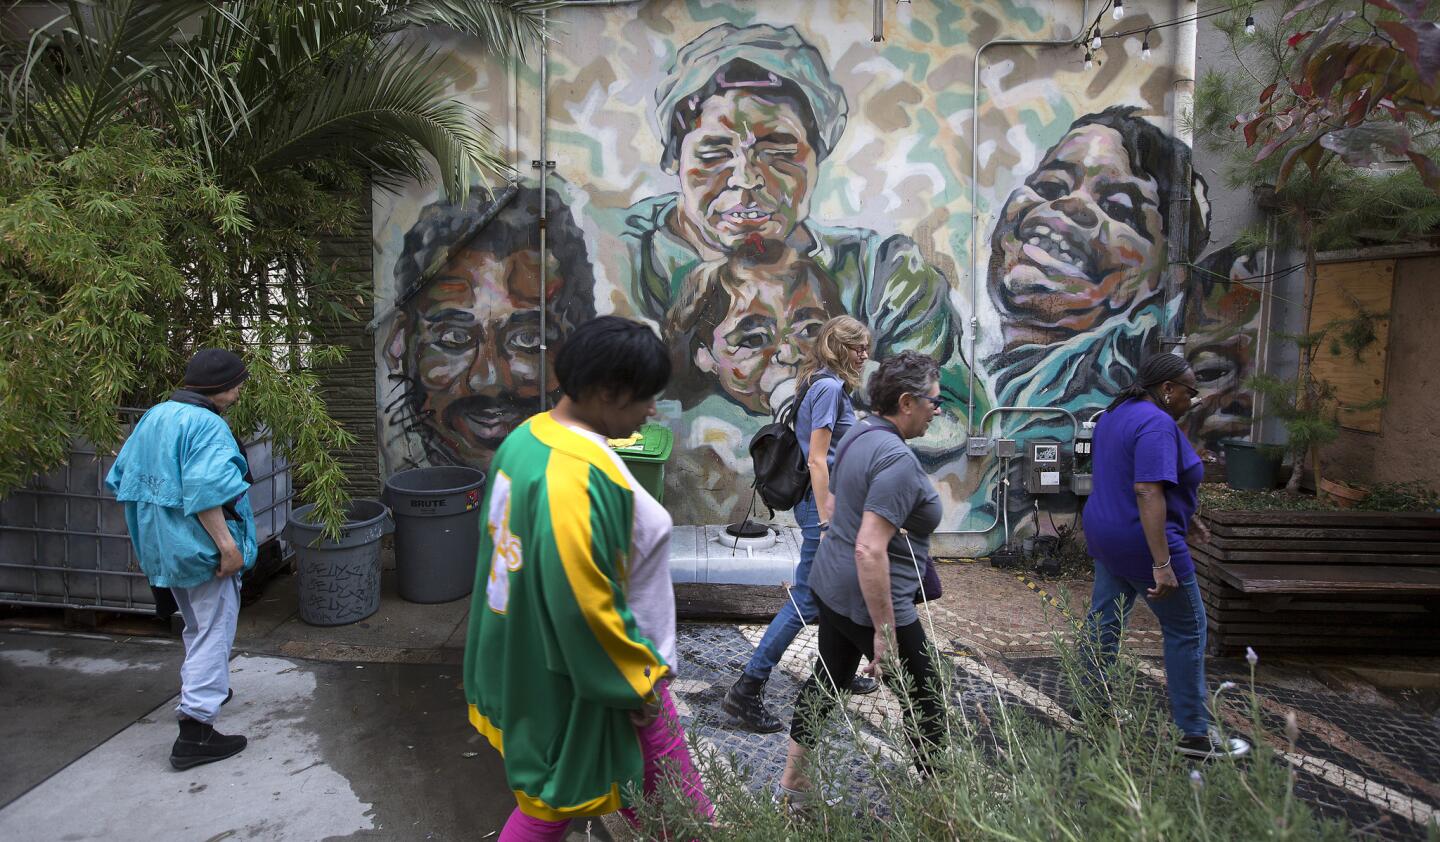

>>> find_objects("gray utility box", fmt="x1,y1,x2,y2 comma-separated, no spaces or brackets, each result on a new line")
1023,439,1066,494
0,409,292,614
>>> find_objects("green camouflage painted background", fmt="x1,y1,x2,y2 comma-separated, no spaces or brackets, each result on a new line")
373,0,1263,543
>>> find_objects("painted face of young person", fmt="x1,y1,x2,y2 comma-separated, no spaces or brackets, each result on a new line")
673,89,819,255
991,124,1167,344
694,261,830,414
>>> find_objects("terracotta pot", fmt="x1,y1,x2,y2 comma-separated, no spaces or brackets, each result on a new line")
1319,477,1367,508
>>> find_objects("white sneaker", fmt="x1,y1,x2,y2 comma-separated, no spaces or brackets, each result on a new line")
774,783,844,811
1177,728,1252,760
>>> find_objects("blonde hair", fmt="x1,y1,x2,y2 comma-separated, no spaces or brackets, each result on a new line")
797,315,869,393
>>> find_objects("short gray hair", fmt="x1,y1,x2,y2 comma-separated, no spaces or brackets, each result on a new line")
867,351,939,415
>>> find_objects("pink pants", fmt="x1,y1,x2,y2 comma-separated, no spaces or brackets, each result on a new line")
498,682,713,841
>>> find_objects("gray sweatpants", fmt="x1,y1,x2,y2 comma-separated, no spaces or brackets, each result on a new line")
171,575,241,723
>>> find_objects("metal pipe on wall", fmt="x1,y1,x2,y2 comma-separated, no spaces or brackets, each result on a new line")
1162,2,1200,356
534,1,645,411
979,406,1081,444
538,7,549,410
966,2,1090,436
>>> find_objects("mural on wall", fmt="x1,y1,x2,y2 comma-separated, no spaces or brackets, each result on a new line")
381,185,596,471
1182,244,1265,458
373,0,1265,545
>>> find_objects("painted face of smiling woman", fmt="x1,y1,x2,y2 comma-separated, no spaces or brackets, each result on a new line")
673,88,820,257
990,123,1168,349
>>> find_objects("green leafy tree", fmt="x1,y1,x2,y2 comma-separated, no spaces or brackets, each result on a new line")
0,1,557,534
1193,0,1440,492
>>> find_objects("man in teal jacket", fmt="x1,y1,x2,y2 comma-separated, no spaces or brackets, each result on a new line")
106,349,257,769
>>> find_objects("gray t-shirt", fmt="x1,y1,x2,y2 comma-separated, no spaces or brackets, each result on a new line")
808,418,943,628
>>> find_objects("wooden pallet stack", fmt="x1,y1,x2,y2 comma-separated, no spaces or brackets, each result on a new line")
1191,509,1440,656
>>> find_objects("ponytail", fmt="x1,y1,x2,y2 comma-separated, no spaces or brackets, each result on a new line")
1104,353,1192,413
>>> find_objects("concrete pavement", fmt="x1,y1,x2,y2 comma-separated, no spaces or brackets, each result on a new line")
0,629,602,842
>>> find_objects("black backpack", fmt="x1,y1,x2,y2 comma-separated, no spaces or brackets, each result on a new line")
748,375,843,514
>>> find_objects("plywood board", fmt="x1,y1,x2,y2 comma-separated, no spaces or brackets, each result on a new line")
1309,259,1395,432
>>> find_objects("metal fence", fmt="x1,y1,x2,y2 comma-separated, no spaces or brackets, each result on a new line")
0,410,292,614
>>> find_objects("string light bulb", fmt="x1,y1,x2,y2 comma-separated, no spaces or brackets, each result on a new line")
1113,0,1125,20
1141,32,1152,60
1084,51,1094,70
1244,14,1256,35
897,0,913,26
1092,29,1103,50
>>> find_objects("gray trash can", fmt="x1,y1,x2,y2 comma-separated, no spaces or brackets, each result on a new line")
288,499,392,626
383,466,486,604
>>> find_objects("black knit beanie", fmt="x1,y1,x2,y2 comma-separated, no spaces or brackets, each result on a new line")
183,349,249,395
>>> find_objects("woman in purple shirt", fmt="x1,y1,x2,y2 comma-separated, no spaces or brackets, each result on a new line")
1082,354,1250,760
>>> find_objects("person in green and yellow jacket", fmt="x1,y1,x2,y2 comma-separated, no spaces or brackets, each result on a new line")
464,316,713,840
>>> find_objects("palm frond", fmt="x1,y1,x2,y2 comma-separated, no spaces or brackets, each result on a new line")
6,0,207,154
384,0,560,60
229,38,510,200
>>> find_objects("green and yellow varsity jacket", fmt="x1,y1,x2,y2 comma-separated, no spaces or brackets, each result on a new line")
463,412,668,821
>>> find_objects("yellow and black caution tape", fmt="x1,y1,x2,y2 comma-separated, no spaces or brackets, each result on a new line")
1013,572,1085,631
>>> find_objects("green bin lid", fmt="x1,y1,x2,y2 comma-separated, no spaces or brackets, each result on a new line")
607,423,673,462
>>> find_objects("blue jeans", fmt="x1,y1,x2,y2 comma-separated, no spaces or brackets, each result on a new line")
742,493,821,682
1084,562,1210,737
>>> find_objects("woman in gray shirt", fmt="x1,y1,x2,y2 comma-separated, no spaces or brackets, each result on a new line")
778,351,947,802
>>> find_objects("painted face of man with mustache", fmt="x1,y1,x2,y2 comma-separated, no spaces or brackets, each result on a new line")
672,89,818,256
991,123,1168,348
404,247,561,466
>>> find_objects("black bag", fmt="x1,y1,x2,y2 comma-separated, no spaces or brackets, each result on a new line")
748,375,843,514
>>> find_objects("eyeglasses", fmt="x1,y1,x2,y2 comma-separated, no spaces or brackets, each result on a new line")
911,393,943,408
845,343,870,355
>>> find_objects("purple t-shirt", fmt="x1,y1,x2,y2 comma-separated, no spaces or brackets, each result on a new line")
1082,399,1204,581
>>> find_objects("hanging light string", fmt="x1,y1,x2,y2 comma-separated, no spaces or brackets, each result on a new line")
1095,1,1272,46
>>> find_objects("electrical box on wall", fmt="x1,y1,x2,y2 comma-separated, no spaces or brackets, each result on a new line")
1072,420,1096,496
1024,439,1064,494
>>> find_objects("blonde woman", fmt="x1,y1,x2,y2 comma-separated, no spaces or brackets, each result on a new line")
723,316,879,733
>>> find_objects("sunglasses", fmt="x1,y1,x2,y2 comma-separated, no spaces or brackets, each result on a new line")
1169,381,1200,399
911,393,943,408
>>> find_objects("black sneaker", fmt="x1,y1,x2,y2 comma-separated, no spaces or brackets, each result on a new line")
1177,729,1252,761
849,674,880,695
722,675,784,733
170,717,248,770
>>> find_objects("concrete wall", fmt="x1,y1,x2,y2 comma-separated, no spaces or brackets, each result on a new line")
370,0,1266,550
1191,10,1304,449
1321,254,1440,487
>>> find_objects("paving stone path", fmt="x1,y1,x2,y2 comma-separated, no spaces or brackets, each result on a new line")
664,563,1440,841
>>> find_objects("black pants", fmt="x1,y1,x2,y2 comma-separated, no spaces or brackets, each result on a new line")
790,597,947,771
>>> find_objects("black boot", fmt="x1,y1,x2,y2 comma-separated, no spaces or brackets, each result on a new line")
723,674,783,734
170,717,247,770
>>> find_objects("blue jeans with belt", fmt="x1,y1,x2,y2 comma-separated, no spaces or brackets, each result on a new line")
1085,561,1210,737
742,492,821,682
